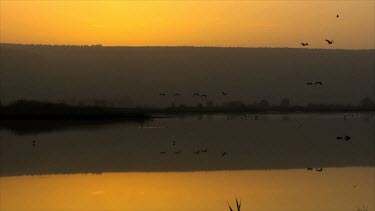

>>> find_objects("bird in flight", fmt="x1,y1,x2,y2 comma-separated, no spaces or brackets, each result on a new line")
307,82,313,85
160,151,166,154
201,94,207,98
337,136,351,141
193,93,200,96
221,152,227,157
315,82,323,85
325,39,334,44
193,150,200,155
301,43,309,46
174,93,181,96
160,93,166,96
307,168,313,170
221,91,228,95
316,168,323,172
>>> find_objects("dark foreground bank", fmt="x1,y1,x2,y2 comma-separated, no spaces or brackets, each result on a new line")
0,100,152,120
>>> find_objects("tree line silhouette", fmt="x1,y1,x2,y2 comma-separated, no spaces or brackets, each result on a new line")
0,100,150,120
163,97,375,112
1,97,373,119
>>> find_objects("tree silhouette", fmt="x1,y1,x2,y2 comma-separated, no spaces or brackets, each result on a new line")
205,101,215,108
259,99,270,108
360,97,375,109
280,98,290,107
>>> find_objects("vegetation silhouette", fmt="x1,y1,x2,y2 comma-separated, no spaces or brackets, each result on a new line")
160,97,374,113
0,100,151,120
1,97,374,120
227,198,241,211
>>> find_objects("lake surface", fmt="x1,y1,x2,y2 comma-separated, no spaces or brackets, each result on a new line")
1,113,374,211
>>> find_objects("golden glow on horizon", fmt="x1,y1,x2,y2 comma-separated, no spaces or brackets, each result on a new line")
0,1,374,49
1,169,374,211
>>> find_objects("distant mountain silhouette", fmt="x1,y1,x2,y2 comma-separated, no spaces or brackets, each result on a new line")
1,43,374,107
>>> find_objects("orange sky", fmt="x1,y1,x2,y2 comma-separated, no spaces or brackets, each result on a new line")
1,1,374,49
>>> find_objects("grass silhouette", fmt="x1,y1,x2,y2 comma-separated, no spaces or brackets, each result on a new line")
357,205,368,211
228,197,241,211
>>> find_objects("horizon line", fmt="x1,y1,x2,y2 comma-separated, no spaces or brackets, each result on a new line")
1,42,374,51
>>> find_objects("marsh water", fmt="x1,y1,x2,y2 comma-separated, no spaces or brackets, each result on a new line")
1,113,374,211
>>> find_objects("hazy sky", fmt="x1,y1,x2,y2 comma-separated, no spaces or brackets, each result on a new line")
1,1,374,49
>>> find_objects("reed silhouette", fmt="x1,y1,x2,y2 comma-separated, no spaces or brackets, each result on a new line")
227,198,241,211
357,205,368,211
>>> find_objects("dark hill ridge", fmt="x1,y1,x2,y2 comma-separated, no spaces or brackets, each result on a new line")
1,43,374,107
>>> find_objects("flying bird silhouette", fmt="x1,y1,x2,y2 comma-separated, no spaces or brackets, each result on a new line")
193,150,200,155
221,92,228,95
174,93,181,96
301,43,309,46
316,168,323,172
160,151,166,154
307,168,313,170
201,95,207,98
193,93,200,96
307,82,313,85
315,81,323,85
159,93,166,96
337,136,351,141
221,152,227,157
325,39,334,44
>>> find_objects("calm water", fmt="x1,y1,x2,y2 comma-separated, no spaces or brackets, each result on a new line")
1,113,374,211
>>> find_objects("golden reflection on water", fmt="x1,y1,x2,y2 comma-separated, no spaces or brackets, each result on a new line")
1,168,374,211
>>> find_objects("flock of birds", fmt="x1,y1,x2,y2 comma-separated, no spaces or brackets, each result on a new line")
300,14,339,47
302,14,357,173
301,14,343,86
301,39,334,47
